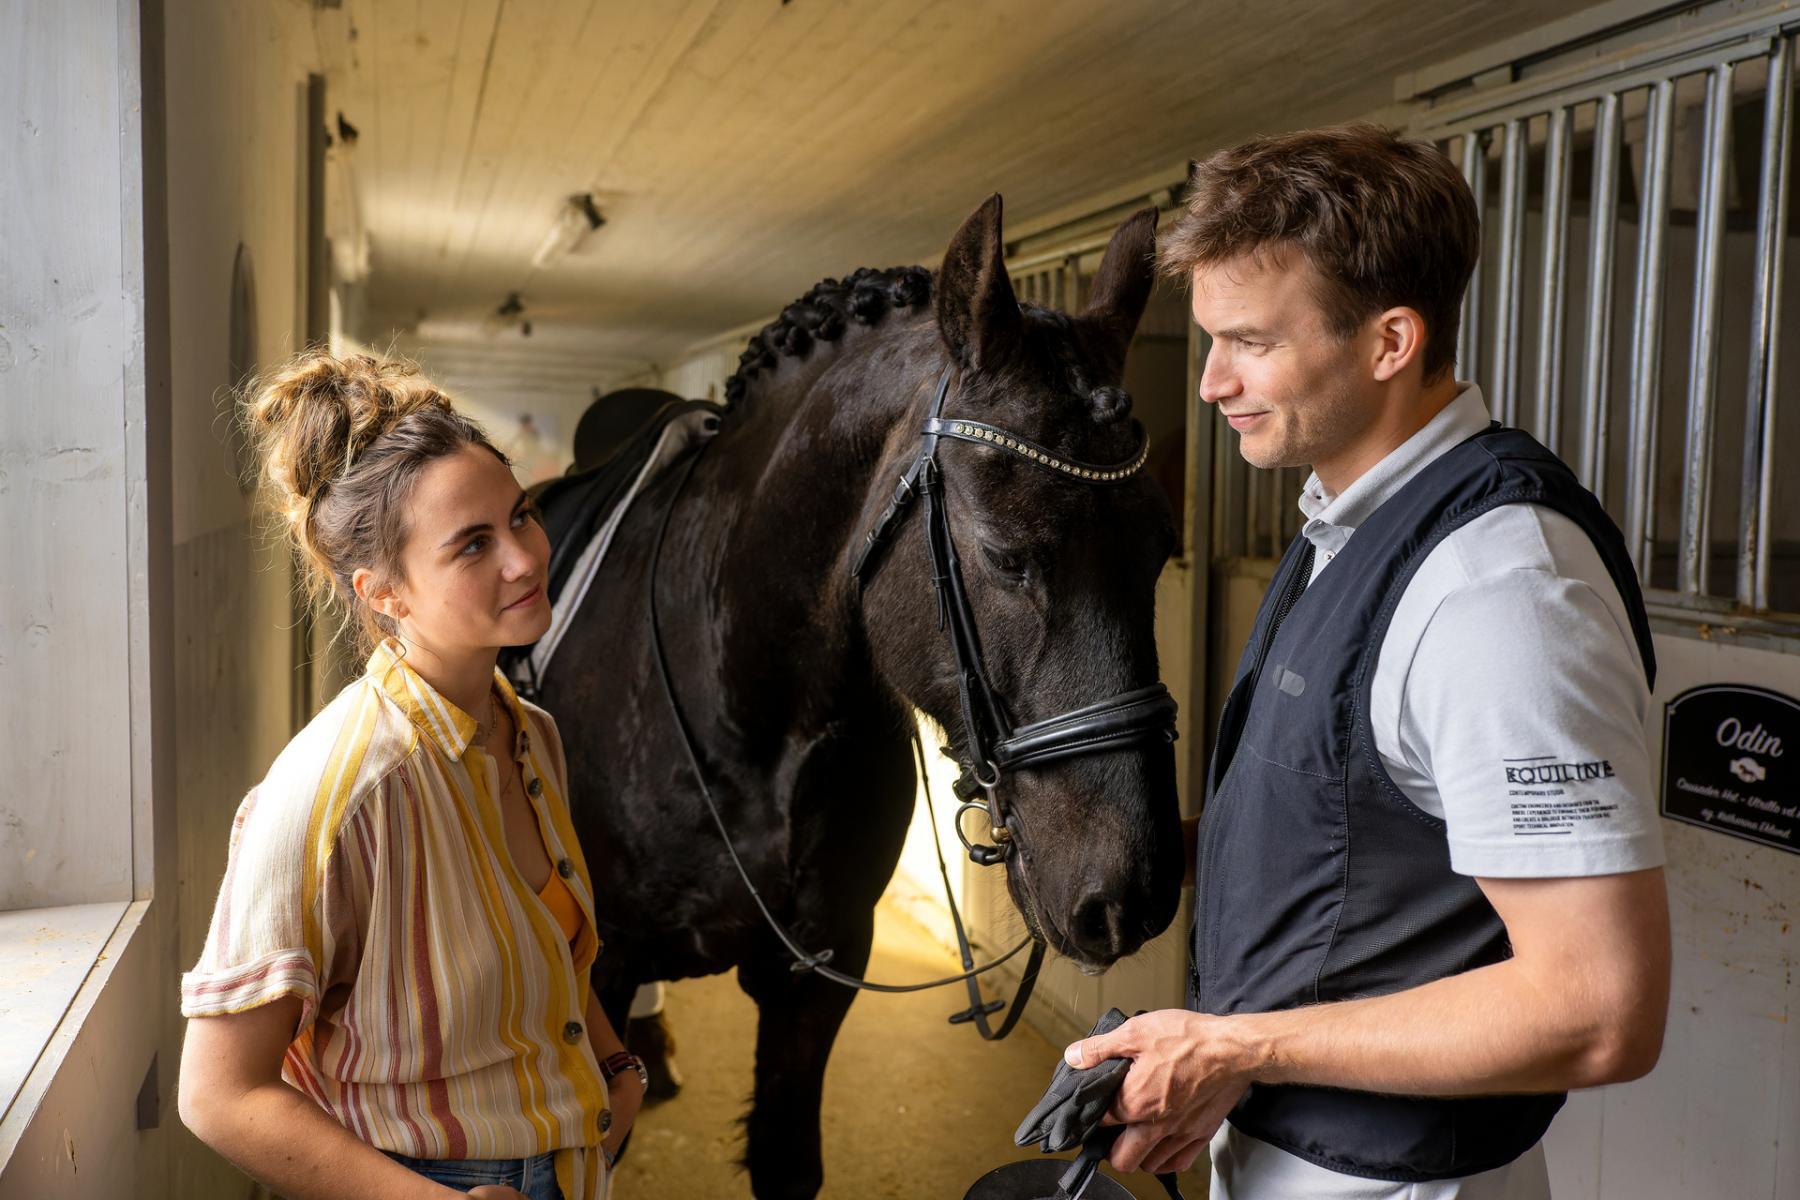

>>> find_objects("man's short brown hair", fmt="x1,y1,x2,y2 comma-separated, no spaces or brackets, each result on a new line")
1161,124,1480,383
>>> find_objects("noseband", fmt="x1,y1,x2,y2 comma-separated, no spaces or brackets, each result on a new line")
852,368,1178,866
637,363,1178,1037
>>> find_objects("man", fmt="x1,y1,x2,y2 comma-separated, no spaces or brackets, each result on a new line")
1062,125,1671,1199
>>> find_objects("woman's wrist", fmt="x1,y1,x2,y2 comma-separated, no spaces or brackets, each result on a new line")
598,1049,649,1090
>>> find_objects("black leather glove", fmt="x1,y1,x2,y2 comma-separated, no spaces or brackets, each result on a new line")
1014,1007,1132,1153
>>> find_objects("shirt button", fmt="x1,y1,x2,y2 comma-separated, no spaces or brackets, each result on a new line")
562,1020,583,1044
557,857,574,879
527,776,544,797
599,1108,612,1135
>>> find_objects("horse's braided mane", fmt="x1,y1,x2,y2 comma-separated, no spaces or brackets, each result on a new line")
723,265,933,406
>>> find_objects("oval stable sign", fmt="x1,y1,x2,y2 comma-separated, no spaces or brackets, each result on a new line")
1661,684,1798,854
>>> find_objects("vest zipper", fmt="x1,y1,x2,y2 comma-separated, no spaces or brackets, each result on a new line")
1196,542,1314,1008
1248,543,1314,683
1206,543,1315,789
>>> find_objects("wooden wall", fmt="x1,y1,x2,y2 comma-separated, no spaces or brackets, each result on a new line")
0,0,141,911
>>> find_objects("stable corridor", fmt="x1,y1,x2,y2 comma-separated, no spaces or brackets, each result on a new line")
612,891,1208,1199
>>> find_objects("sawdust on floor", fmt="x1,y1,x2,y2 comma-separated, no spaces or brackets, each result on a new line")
609,894,1209,1199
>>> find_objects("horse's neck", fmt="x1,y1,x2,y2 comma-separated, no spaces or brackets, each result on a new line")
686,333,934,732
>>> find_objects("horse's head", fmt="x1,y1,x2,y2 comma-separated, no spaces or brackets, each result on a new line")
862,195,1183,971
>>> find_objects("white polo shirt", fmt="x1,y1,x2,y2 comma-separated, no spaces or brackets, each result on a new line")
1212,383,1664,1200
1307,383,1662,877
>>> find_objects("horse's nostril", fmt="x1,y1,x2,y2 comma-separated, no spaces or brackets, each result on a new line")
1069,891,1126,960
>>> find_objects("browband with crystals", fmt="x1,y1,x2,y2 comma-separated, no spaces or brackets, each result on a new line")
921,417,1150,483
852,369,1155,583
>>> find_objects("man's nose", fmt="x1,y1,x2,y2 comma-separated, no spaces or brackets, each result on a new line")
1198,347,1239,405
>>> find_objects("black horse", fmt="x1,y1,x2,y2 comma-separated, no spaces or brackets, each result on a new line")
539,196,1185,1199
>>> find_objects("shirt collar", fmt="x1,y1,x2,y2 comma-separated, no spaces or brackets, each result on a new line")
366,639,525,761
1297,383,1493,546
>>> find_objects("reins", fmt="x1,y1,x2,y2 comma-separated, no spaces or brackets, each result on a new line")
645,436,1044,1033
643,363,1177,1040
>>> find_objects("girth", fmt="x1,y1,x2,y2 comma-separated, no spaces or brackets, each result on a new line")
853,368,1178,865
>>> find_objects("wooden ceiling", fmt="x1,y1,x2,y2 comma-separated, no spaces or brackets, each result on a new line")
315,0,1607,380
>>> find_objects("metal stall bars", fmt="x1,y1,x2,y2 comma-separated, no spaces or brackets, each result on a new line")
1742,37,1794,613
1406,1,1800,645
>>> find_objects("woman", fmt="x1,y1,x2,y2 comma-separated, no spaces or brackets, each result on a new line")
178,352,641,1200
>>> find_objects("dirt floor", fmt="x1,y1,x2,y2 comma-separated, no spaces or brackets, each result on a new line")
610,896,1209,1199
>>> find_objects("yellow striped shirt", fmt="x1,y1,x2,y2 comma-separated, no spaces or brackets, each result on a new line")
181,640,610,1200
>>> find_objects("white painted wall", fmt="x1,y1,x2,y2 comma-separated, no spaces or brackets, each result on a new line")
395,334,653,481
1545,632,1800,1200
160,3,326,1196
0,0,160,1190
0,0,141,912
618,322,757,406
3,2,328,1197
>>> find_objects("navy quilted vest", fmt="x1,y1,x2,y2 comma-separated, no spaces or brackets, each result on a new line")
1191,424,1655,1182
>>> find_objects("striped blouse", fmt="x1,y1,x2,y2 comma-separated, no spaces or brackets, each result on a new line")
181,641,611,1200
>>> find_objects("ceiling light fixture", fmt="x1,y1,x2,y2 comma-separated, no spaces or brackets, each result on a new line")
531,192,606,270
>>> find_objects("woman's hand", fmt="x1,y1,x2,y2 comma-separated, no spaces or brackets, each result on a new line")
466,1187,528,1200
180,998,462,1200
583,988,645,1161
604,1070,645,1159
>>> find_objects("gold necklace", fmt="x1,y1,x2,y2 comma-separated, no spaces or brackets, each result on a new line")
477,694,523,806
473,692,502,747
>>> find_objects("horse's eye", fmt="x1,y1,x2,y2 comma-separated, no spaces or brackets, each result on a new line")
979,544,1029,582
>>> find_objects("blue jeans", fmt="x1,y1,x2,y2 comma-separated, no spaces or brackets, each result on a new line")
387,1150,564,1199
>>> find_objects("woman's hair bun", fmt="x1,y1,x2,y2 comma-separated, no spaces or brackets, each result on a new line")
242,350,450,530
238,349,497,657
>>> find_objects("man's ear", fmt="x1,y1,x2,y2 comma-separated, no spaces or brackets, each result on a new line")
1370,306,1428,383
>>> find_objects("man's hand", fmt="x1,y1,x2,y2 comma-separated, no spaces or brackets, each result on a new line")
1063,1009,1262,1175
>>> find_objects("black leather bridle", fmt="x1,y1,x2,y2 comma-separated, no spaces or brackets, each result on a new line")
639,365,1177,1042
851,367,1180,867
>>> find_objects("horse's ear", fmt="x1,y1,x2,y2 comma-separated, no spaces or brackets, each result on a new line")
1083,206,1159,354
935,194,1021,371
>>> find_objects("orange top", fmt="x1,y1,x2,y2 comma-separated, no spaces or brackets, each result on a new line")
538,869,583,943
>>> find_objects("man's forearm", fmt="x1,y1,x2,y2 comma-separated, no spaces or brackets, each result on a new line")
1072,864,1668,1165
186,1080,458,1200
1240,954,1660,1096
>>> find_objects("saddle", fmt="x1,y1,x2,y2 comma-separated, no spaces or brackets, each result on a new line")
499,397,725,695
